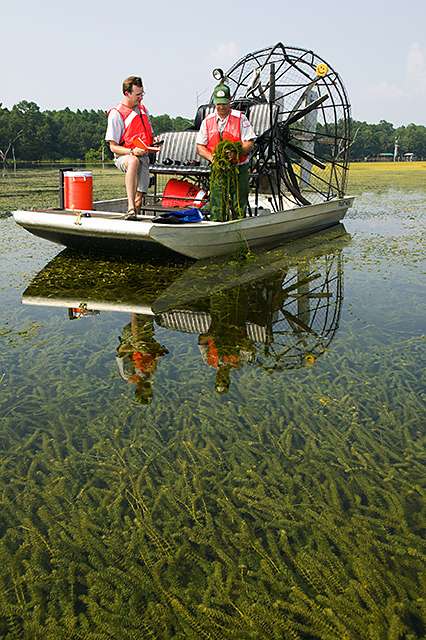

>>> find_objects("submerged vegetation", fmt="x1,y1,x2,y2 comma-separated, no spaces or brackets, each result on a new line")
0,172,425,638
0,329,424,638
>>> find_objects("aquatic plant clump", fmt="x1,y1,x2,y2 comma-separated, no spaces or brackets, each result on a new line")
209,140,244,221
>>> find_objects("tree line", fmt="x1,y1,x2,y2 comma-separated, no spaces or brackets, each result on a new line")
349,119,425,160
0,101,193,164
0,101,425,163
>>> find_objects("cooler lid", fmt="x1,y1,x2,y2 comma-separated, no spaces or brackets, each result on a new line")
63,171,92,178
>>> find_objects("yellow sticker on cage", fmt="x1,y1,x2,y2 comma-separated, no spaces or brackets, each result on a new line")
316,63,328,77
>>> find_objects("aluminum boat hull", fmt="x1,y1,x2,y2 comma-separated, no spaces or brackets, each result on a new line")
13,197,354,259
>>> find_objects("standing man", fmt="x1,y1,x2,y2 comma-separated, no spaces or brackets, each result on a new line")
105,76,154,219
196,83,256,220
116,313,168,404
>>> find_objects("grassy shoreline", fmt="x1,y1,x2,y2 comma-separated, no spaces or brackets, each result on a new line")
0,162,425,212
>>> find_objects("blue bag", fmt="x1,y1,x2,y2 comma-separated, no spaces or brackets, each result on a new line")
153,208,204,224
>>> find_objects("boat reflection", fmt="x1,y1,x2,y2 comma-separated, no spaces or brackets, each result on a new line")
22,225,350,398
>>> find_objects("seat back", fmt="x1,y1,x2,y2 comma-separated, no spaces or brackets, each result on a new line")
194,104,215,130
152,103,277,170
154,131,209,167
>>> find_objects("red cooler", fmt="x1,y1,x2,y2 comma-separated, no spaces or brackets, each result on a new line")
64,171,93,210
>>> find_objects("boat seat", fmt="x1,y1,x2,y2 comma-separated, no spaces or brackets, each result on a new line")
151,131,210,174
156,310,267,343
150,103,277,176
194,104,216,130
192,102,276,137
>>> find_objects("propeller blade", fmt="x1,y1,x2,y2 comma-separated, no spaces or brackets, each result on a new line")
272,273,321,307
284,94,329,127
245,69,261,97
282,309,318,335
286,141,326,170
278,147,311,206
288,291,332,299
284,273,320,293
286,78,322,117
282,151,299,190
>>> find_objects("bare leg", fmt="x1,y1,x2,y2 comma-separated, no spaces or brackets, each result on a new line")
124,156,141,211
134,191,145,215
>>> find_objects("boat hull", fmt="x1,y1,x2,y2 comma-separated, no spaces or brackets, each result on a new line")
150,198,354,258
13,197,354,259
21,225,172,258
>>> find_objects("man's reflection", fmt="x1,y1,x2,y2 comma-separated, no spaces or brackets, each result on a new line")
198,289,256,394
116,313,168,403
68,305,100,319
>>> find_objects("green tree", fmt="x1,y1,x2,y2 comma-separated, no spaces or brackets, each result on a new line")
151,114,174,135
9,101,51,160
172,116,193,131
0,100,425,161
396,123,426,158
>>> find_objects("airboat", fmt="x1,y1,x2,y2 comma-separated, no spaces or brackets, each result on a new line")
13,43,354,259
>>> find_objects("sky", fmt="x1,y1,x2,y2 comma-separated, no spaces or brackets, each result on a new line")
1,0,425,126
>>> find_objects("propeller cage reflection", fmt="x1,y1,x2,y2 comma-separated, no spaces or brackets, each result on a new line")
155,252,343,373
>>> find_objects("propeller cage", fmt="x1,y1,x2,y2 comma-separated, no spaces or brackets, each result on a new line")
221,43,351,209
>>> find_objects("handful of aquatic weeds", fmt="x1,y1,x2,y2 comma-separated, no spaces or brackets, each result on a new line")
210,140,243,221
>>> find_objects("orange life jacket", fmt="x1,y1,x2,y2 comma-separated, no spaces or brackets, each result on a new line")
132,351,155,372
110,101,153,148
223,353,240,367
206,337,219,368
206,337,240,369
205,110,248,163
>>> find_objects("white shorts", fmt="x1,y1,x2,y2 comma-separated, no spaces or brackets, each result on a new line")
114,154,150,193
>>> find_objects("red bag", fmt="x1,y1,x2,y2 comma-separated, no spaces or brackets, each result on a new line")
161,179,206,208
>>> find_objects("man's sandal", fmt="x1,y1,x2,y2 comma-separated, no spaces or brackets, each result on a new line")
124,208,137,220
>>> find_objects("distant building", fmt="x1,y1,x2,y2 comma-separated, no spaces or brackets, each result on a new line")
362,151,419,163
365,152,394,162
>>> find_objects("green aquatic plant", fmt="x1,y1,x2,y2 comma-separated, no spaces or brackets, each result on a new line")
0,197,425,638
0,334,424,638
209,140,244,221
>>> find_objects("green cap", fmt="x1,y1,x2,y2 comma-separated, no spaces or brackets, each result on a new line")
213,83,231,104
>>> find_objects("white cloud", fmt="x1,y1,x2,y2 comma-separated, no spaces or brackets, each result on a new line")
360,42,426,122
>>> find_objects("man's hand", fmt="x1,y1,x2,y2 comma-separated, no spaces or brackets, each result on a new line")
196,144,213,163
132,147,147,157
226,150,238,164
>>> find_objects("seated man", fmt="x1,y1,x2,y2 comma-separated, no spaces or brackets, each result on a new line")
196,82,256,220
105,75,155,219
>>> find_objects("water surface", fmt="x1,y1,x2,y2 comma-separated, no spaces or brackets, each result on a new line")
0,177,425,639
